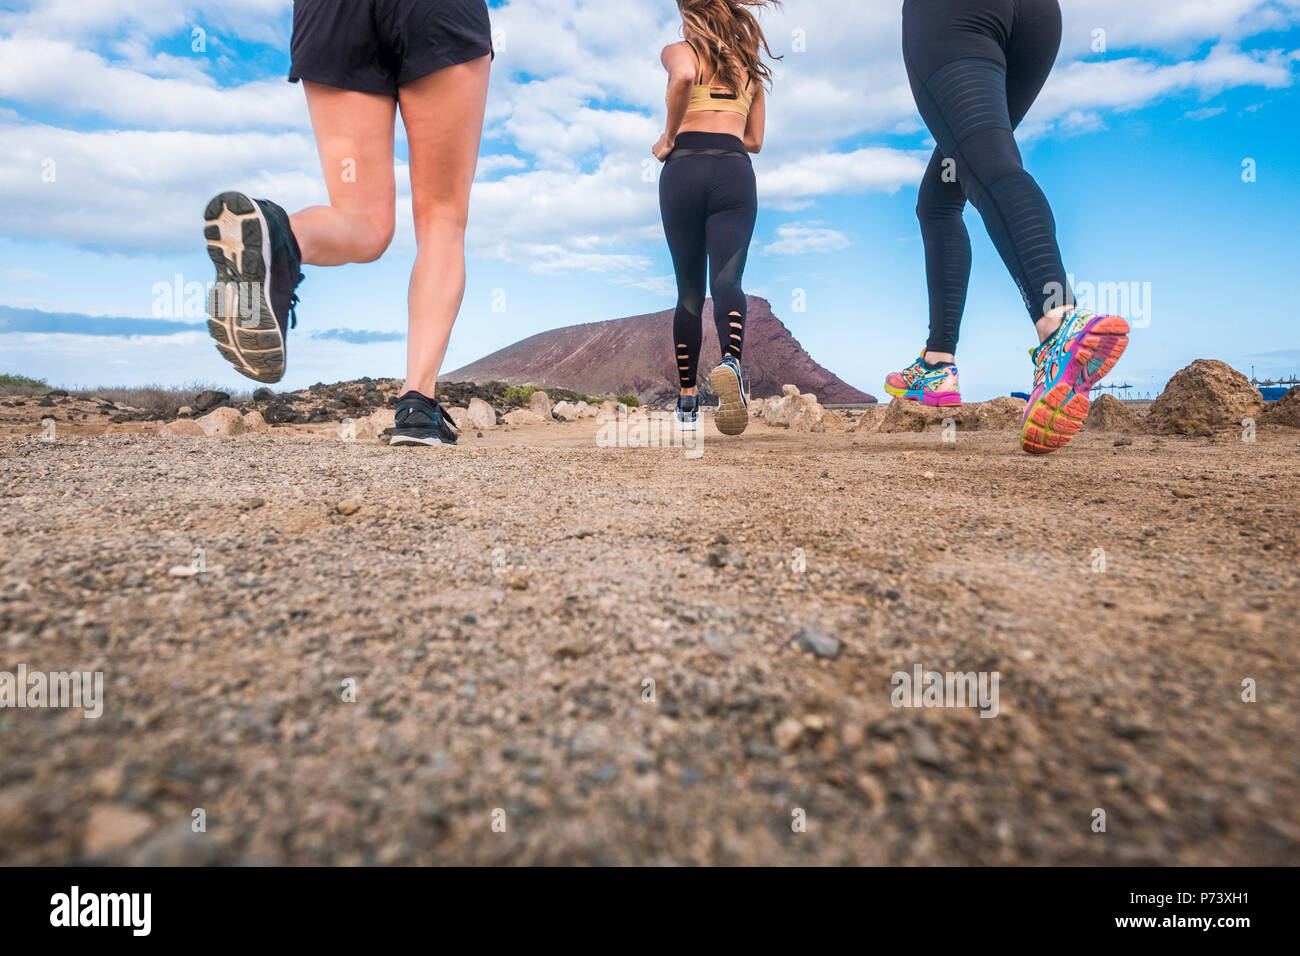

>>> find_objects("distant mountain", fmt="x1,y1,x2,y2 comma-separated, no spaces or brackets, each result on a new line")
445,296,876,404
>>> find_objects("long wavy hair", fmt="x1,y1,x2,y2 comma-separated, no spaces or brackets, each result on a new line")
677,0,781,95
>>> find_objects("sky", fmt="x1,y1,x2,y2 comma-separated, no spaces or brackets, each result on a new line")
1,0,1298,400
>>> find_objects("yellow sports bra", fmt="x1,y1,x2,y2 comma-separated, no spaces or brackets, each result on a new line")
684,40,753,117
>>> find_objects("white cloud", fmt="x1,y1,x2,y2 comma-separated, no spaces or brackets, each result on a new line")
0,35,306,132
1034,43,1297,123
0,0,291,47
0,0,1297,282
760,148,930,209
763,223,851,257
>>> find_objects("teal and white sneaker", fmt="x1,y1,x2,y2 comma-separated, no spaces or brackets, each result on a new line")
676,394,699,431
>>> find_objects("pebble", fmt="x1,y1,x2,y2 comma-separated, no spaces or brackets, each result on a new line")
792,626,841,659
774,718,805,750
82,805,153,857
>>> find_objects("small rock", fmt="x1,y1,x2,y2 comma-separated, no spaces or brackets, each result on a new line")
707,547,746,570
702,629,735,659
792,626,841,659
910,728,944,768
252,387,276,402
336,498,361,516
553,641,591,660
774,718,805,750
82,805,153,856
128,822,218,867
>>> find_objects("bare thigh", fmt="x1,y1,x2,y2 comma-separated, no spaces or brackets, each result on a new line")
397,56,492,235
302,81,398,246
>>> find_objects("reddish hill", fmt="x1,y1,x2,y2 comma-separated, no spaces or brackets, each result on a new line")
445,296,875,404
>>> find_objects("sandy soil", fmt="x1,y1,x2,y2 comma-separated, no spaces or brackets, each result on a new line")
1,410,1297,865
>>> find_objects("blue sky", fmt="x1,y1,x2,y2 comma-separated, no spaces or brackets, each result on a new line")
1,0,1298,400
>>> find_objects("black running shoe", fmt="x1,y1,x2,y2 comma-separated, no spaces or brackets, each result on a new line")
675,394,699,431
391,391,459,447
204,191,304,384
710,355,749,436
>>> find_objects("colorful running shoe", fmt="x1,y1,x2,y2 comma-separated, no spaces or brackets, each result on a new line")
1020,309,1130,455
884,351,962,406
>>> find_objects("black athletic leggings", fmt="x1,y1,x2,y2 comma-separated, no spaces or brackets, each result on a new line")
903,0,1073,355
659,132,757,390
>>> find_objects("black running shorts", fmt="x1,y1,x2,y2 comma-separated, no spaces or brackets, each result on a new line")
289,0,493,96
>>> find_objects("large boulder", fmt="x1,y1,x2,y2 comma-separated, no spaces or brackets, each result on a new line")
552,400,579,421
528,390,553,420
850,405,889,433
1146,360,1262,434
1260,386,1300,428
242,410,271,433
503,408,547,427
1085,394,1141,433
573,401,599,419
192,390,230,413
789,393,845,432
464,397,498,429
351,409,395,442
879,397,931,433
760,393,795,427
955,396,1027,431
788,395,824,432
159,419,204,437
196,406,246,437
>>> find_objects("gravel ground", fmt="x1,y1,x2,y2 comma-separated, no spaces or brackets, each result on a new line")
1,419,1297,865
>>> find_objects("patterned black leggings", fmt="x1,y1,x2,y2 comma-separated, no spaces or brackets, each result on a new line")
904,0,1073,353
659,132,757,390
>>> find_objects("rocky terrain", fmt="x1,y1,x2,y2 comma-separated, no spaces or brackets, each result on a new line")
0,360,1297,865
444,296,876,405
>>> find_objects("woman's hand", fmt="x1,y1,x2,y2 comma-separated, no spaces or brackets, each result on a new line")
652,132,676,162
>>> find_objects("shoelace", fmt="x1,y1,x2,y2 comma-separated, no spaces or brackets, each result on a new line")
399,398,458,432
287,272,304,330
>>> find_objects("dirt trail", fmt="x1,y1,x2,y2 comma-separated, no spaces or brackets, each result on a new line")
1,418,1297,865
